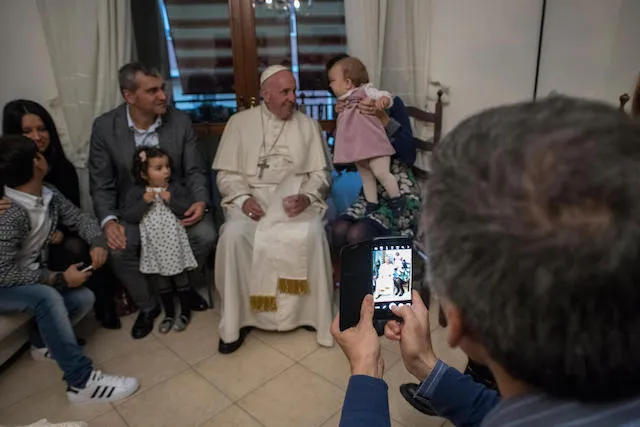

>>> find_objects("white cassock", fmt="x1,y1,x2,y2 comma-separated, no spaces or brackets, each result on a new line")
212,105,334,347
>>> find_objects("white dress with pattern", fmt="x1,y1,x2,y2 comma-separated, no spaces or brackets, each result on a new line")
139,188,197,276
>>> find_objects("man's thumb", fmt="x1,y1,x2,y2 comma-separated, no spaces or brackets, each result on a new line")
390,304,412,321
359,294,375,324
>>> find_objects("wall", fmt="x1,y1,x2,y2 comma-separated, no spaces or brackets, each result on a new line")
429,0,543,134
0,0,58,128
537,0,640,110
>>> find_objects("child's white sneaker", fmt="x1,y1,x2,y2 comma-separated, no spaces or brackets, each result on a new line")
30,346,54,362
16,420,87,427
66,370,139,404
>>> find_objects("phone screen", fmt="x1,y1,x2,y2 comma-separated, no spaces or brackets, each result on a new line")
372,242,412,316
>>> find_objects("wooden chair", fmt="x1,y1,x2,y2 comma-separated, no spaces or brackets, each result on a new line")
405,89,444,182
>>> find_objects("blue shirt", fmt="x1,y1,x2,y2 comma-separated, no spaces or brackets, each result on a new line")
126,106,162,147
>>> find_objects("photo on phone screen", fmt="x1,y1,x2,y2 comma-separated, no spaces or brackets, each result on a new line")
372,242,412,315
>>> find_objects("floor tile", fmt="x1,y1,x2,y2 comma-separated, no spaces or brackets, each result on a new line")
0,352,63,410
380,335,401,355
81,314,156,364
199,405,263,427
251,328,319,361
319,411,341,427
99,337,190,393
429,298,443,331
88,409,129,427
154,310,220,365
117,369,231,427
384,363,446,427
430,327,468,372
239,365,343,427
195,338,294,401
0,382,112,426
300,343,401,390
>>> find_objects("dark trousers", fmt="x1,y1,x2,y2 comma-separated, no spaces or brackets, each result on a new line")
109,213,217,311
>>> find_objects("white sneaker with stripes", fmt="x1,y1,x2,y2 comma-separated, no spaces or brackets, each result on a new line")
30,346,54,362
66,370,139,404
16,419,87,427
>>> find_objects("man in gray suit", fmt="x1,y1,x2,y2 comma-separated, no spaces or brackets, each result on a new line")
89,62,216,339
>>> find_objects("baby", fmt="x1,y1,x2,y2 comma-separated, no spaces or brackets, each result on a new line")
329,57,404,216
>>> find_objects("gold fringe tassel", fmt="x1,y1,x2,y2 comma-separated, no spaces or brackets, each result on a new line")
278,278,310,295
250,295,278,312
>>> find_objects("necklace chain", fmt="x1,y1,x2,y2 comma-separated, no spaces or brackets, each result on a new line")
260,105,287,158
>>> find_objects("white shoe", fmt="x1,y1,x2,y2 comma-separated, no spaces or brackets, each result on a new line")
30,346,54,362
16,420,87,427
66,370,139,404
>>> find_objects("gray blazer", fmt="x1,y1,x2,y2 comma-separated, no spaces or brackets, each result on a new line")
89,104,210,223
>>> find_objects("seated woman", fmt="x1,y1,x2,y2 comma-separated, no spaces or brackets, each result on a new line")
2,99,120,329
326,55,422,254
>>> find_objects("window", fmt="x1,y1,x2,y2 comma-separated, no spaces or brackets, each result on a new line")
161,0,347,124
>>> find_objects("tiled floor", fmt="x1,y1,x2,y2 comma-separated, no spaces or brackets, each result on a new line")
0,299,467,427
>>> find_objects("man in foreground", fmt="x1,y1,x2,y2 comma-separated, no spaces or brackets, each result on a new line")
0,136,139,403
212,65,334,353
333,97,640,426
89,62,214,339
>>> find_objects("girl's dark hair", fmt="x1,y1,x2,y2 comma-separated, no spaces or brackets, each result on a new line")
2,100,69,169
132,146,172,185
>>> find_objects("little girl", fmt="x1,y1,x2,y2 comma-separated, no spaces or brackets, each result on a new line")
122,147,198,333
329,56,404,216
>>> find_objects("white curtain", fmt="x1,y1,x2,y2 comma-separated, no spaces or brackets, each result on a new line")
344,0,388,87
36,0,133,166
344,0,433,110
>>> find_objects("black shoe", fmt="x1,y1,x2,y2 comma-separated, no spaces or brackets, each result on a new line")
185,288,209,311
400,383,437,416
218,327,253,354
364,202,379,216
99,309,122,330
388,196,406,217
131,306,161,339
300,325,316,332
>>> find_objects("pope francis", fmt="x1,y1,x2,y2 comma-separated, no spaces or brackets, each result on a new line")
212,65,334,354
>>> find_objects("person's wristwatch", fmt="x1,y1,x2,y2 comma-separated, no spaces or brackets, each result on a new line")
52,272,67,290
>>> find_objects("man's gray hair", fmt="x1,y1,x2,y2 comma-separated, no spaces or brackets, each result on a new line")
425,96,640,402
118,62,162,94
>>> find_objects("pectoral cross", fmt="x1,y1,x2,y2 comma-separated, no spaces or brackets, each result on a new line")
257,158,270,179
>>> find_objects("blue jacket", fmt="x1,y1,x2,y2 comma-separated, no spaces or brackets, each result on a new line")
339,360,498,427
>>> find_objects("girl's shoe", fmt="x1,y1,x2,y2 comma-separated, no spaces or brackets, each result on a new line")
158,316,175,334
173,312,191,332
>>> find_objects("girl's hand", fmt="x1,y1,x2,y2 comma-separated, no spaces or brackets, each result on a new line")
335,100,346,114
159,191,171,203
143,191,155,203
50,230,64,245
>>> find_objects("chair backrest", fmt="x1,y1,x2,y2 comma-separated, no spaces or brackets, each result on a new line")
406,90,444,181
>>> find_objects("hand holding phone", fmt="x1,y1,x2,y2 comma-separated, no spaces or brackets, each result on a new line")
77,262,95,273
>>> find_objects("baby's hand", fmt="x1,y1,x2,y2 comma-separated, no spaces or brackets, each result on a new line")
159,191,171,203
375,97,391,110
143,191,155,203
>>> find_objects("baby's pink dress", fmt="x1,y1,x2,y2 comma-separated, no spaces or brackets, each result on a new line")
333,84,396,165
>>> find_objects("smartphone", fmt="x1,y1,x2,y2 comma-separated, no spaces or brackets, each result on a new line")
339,236,413,331
78,262,94,273
371,238,413,320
